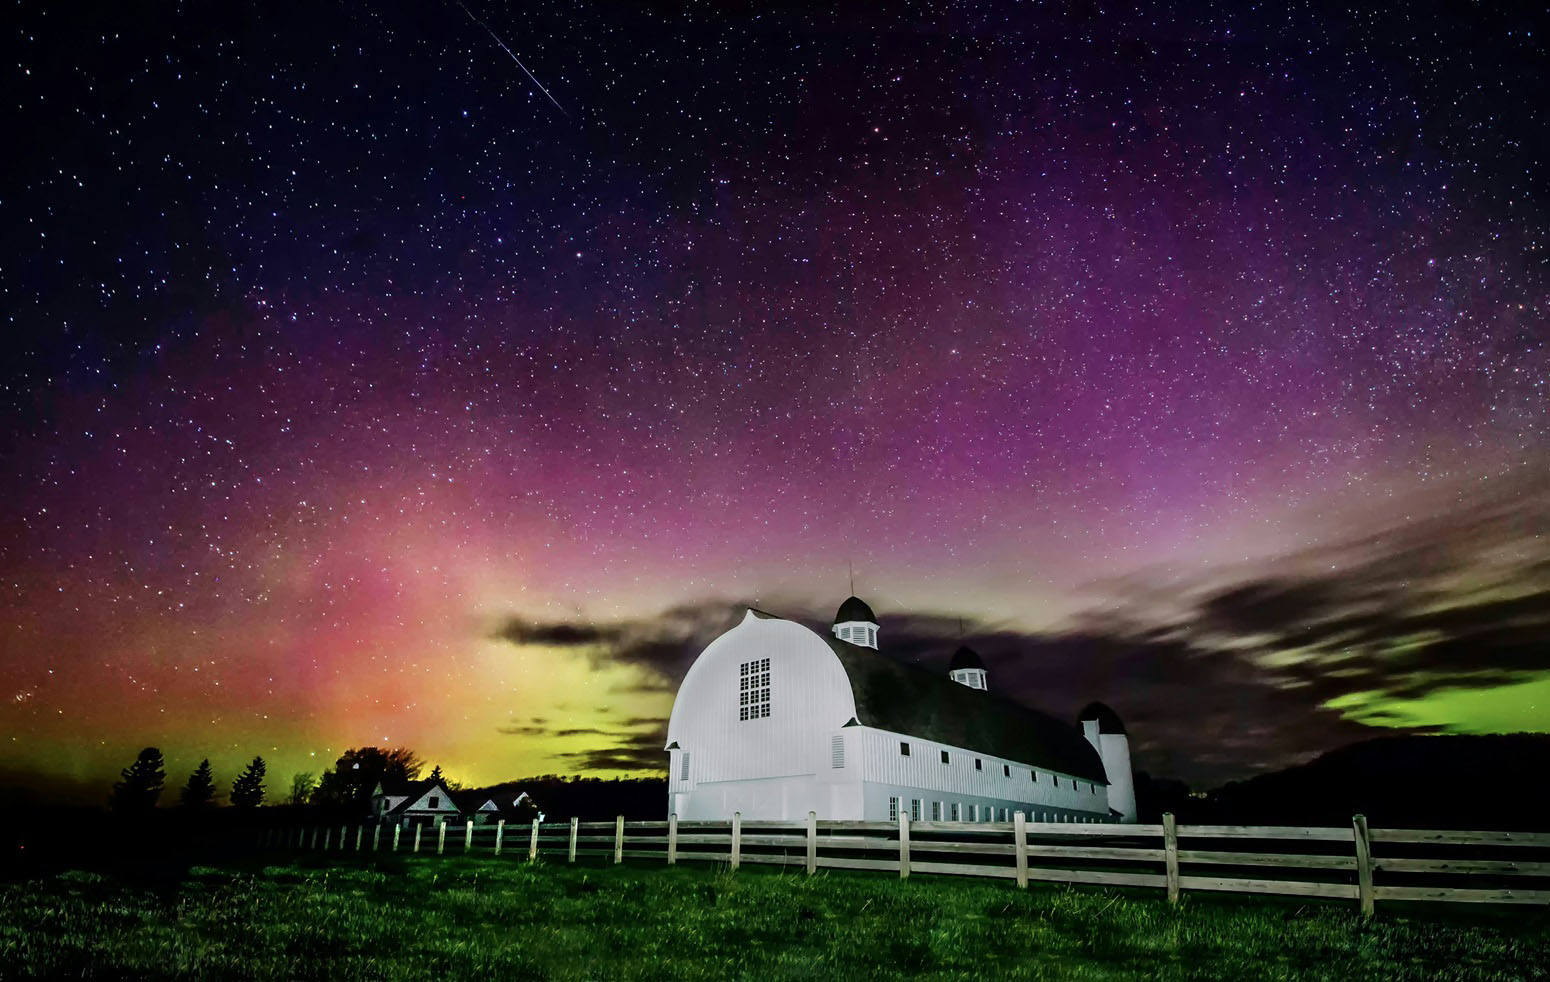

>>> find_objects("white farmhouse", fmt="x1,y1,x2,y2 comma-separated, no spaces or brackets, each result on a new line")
664,598,1138,823
370,776,461,827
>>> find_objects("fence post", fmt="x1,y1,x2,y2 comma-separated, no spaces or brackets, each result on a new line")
372,825,381,851
668,813,678,865
730,812,741,871
355,826,364,851
899,812,911,879
1163,813,1181,904
615,815,626,864
295,827,303,849
323,827,332,850
311,827,321,850
339,825,348,850
568,817,579,863
464,820,474,852
1014,811,1029,889
494,819,505,856
530,818,540,862
393,825,401,852
437,820,446,855
1353,814,1375,919
806,810,817,875
413,824,422,853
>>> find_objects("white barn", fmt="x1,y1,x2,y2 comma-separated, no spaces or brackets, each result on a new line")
664,598,1137,824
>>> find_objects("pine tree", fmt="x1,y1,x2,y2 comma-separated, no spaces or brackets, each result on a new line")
230,756,267,808
110,747,166,814
180,758,217,808
429,764,444,783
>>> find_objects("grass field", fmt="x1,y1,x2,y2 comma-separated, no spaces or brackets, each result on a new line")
2,854,1546,980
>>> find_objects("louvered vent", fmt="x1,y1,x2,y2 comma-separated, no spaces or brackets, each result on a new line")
830,735,844,768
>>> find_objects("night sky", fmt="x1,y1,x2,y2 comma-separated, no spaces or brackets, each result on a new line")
4,2,1546,799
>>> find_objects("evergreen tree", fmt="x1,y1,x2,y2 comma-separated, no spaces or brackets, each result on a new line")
110,747,166,814
230,756,267,808
180,758,218,808
429,764,443,783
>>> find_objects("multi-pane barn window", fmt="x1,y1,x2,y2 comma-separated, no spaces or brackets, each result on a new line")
931,801,942,821
738,657,771,720
888,796,900,821
911,799,922,821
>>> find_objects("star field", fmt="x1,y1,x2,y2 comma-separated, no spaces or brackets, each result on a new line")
2,2,1546,793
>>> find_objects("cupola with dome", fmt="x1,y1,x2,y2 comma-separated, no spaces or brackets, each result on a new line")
947,645,988,690
832,595,879,649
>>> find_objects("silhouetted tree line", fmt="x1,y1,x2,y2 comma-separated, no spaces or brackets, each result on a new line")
103,745,665,821
109,749,269,814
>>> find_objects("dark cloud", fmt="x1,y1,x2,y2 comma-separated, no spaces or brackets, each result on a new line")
491,619,623,647
495,724,550,736
548,729,667,773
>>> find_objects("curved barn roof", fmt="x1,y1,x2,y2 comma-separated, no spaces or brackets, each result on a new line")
825,636,1108,783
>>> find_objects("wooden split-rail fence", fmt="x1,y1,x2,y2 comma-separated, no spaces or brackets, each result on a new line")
262,812,1550,917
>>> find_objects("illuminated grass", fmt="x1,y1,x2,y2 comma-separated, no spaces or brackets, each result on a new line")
1,856,1545,979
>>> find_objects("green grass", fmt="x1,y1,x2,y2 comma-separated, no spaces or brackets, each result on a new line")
1,855,1546,980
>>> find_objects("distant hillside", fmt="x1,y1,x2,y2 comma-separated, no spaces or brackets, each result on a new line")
1204,733,1550,830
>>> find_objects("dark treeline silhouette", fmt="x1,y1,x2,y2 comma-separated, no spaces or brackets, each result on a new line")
474,775,668,821
1198,733,1550,830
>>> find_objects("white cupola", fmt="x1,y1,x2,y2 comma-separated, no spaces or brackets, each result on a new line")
948,645,987,690
832,595,879,650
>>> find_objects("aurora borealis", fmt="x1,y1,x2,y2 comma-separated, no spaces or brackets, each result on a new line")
3,2,1546,800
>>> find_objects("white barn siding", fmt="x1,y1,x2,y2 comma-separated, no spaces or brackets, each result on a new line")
853,727,1111,822
666,612,861,820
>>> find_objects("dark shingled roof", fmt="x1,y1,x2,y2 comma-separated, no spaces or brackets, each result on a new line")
834,595,877,624
948,645,984,671
825,637,1108,783
1078,702,1127,735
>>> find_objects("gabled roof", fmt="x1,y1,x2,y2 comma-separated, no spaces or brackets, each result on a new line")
377,778,456,815
824,636,1108,783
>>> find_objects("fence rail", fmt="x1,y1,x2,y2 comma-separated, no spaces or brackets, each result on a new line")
260,811,1550,916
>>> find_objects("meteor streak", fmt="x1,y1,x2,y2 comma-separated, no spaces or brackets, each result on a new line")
453,0,567,116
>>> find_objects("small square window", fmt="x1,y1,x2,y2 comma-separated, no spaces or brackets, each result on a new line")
940,750,949,764
975,758,982,771
428,796,439,809
1031,770,1038,782
1052,776,1059,788
899,741,910,756
1003,764,1010,777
